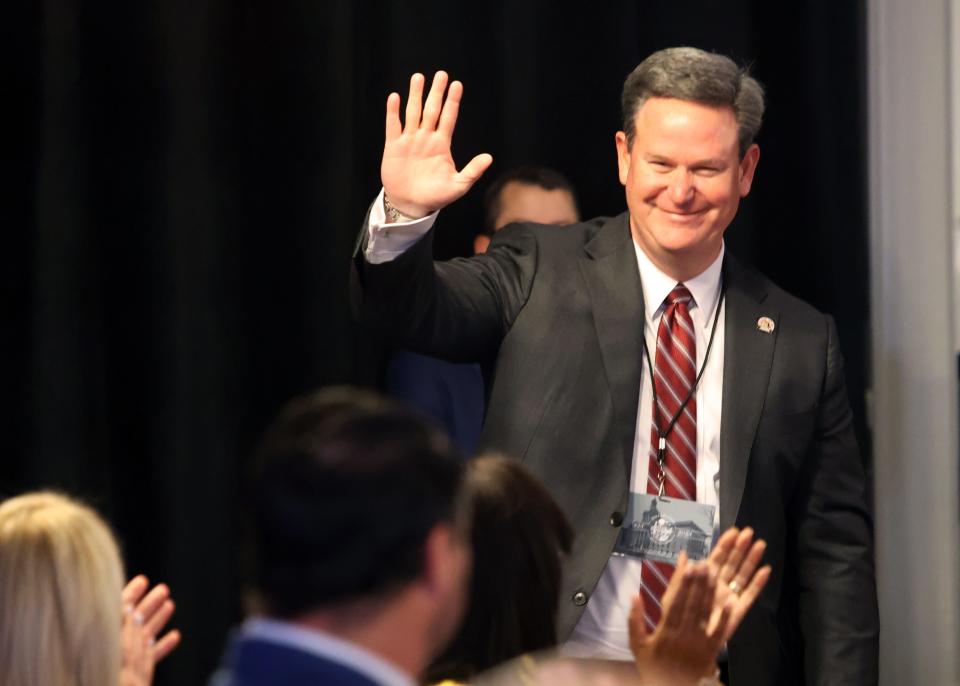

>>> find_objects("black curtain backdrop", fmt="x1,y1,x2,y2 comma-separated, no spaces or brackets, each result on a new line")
2,2,868,684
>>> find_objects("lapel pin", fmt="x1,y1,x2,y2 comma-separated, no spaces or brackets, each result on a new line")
757,316,776,334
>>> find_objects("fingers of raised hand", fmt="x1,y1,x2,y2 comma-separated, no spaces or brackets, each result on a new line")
698,566,718,629
385,92,402,141
136,584,171,627
721,563,771,643
121,610,139,650
153,628,182,663
402,71,452,134
708,527,740,568
122,575,149,607
737,563,772,612
457,153,494,185
678,563,712,631
421,71,449,132
660,552,688,610
437,80,463,139
729,538,767,593
132,582,180,661
707,598,733,649
144,598,175,637
121,609,151,671
664,560,698,630
404,73,425,132
718,527,754,584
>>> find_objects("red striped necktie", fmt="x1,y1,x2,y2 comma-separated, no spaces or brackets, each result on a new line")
641,283,698,630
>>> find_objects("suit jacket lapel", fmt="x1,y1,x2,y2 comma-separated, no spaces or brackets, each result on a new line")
579,213,644,477
719,254,777,529
579,228,775,523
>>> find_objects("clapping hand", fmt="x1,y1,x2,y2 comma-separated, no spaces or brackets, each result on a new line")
628,529,771,685
381,71,493,219
628,555,729,685
706,527,771,642
119,575,182,686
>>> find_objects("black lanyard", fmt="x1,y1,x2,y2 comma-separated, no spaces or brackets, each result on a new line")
641,278,725,495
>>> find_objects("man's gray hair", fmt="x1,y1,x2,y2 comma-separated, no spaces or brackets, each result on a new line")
621,47,765,157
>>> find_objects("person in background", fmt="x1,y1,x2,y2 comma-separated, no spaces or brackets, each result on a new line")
473,165,579,254
426,454,770,686
0,491,180,686
210,387,471,686
387,165,579,456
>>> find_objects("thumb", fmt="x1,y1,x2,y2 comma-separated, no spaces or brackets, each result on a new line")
456,153,493,185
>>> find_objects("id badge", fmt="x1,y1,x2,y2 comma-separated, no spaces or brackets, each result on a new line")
612,492,716,564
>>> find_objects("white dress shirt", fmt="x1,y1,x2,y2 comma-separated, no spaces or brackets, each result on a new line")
362,195,726,659
364,189,437,264
238,617,416,686
563,241,725,660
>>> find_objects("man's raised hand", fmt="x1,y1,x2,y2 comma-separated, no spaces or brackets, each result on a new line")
381,71,493,219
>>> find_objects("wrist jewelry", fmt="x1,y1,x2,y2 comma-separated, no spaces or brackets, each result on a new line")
383,193,419,223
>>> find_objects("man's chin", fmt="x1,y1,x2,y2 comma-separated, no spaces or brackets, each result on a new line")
655,235,711,257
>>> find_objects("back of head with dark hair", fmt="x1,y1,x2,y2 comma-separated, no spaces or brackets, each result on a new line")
482,165,579,234
427,454,574,682
248,387,464,618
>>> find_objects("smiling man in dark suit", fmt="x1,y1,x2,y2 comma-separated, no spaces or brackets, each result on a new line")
353,47,878,685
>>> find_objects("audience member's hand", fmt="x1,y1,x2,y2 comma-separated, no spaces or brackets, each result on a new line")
381,71,492,219
119,575,181,686
628,554,730,686
707,527,771,642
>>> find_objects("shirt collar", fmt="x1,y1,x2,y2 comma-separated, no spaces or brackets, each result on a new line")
241,617,416,686
633,241,725,330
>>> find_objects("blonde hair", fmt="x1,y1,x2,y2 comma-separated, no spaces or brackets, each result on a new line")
0,492,126,686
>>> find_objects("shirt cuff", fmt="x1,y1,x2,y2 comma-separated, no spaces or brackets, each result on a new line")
364,188,438,264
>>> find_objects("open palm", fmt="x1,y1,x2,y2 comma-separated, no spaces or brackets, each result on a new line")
381,71,492,218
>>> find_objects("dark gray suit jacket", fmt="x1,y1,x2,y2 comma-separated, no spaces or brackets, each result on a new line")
353,211,878,686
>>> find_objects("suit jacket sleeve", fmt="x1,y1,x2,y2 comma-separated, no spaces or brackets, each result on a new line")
792,315,879,685
351,216,539,362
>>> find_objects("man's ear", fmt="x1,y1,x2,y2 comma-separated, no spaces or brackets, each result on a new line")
419,523,467,597
615,131,631,186
738,144,760,197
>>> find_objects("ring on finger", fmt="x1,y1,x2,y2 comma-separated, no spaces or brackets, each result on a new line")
728,579,743,595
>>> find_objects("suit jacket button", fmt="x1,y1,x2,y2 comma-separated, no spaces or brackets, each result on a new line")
610,511,623,527
572,590,588,606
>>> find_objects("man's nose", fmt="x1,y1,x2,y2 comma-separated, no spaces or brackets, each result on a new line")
668,170,695,205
